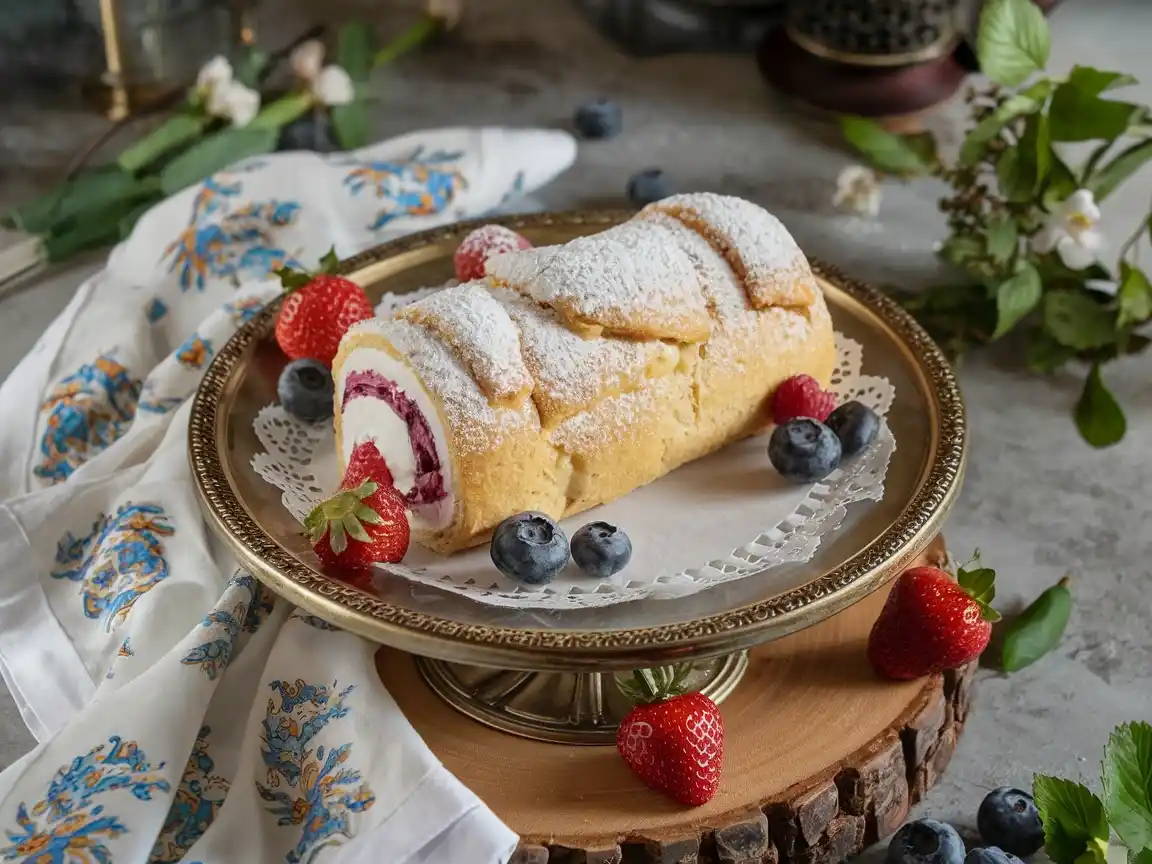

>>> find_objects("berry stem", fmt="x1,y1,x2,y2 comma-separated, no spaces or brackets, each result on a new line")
616,664,693,704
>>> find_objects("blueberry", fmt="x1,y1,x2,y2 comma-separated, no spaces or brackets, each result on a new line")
571,521,632,578
966,849,1025,864
278,358,335,423
887,819,965,864
768,418,842,484
977,788,1045,858
627,168,673,206
573,99,622,140
826,400,880,458
490,512,570,585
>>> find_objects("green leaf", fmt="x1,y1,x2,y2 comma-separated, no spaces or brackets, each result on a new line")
249,92,314,131
1033,775,1110,864
117,113,211,174
338,22,374,82
332,102,370,150
1045,150,1080,207
1044,292,1118,350
1028,329,1077,374
977,0,1051,86
939,235,986,268
1001,577,1072,672
957,566,997,606
1088,140,1152,202
1050,70,1141,142
994,262,1043,337
1102,722,1152,852
1118,263,1152,330
960,93,1045,166
342,514,372,543
7,168,154,235
1066,66,1139,97
997,115,1048,203
117,197,161,240
233,47,270,88
318,247,340,273
986,215,1020,263
159,127,279,196
1075,364,1127,448
41,196,147,262
840,116,935,177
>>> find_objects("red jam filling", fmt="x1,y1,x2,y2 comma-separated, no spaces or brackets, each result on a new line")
342,370,446,507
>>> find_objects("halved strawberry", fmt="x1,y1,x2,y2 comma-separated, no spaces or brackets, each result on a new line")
304,441,409,570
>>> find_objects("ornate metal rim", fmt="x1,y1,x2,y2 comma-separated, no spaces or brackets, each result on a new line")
784,24,959,68
189,209,967,670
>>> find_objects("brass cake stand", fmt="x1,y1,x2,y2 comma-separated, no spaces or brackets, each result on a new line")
189,209,968,861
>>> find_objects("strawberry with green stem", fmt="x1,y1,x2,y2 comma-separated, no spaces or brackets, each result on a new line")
275,247,374,367
868,551,1001,680
304,441,409,571
616,664,724,807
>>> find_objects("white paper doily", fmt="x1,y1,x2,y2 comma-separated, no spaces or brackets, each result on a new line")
252,293,896,609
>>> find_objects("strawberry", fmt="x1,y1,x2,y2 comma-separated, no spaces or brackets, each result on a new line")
615,666,724,806
275,248,374,367
771,374,837,424
453,224,532,281
868,555,1001,680
304,441,409,571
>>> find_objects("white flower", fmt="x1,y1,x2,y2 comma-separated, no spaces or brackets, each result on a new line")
1086,279,1119,297
314,65,355,106
426,0,463,28
833,165,882,217
196,55,233,92
1031,189,1103,271
222,82,261,127
290,40,325,81
289,39,356,106
197,55,238,119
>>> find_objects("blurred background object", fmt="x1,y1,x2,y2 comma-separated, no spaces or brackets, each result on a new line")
0,0,250,118
572,0,787,56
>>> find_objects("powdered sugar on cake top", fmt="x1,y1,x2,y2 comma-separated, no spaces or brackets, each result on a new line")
640,193,815,309
487,284,676,427
399,281,533,404
487,222,711,342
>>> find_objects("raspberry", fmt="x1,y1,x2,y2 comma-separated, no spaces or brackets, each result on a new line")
771,374,837,424
453,225,532,281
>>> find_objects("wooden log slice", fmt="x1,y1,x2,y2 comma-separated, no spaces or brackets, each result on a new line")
376,536,975,864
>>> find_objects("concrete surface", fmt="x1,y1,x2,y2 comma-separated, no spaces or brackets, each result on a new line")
2,0,1150,849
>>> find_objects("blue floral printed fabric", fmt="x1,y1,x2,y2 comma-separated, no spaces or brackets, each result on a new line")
0,127,575,864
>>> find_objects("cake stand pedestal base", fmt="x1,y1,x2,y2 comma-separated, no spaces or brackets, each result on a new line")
414,652,749,745
377,536,974,864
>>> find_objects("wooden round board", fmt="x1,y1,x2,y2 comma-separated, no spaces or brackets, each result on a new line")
375,536,975,863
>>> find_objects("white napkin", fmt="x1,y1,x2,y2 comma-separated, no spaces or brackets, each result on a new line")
0,126,575,864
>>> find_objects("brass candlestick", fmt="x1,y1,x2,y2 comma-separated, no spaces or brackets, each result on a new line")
94,0,252,119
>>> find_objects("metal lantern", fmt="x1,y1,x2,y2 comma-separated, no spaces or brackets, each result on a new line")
95,0,254,119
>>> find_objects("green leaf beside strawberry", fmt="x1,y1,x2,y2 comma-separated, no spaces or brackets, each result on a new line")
956,554,1003,623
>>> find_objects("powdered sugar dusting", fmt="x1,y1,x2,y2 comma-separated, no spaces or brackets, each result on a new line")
550,377,667,454
640,211,810,366
488,222,711,341
641,193,816,309
399,281,532,403
347,318,531,454
487,284,675,426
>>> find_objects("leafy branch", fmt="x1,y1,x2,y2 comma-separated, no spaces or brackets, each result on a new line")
840,0,1152,448
1032,721,1152,864
3,8,457,265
